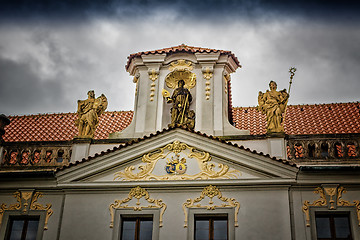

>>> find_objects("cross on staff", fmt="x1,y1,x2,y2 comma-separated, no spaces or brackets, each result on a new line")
288,67,297,95
283,67,297,125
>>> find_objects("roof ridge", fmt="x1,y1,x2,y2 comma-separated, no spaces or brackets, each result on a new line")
233,101,360,109
6,110,134,118
56,126,296,172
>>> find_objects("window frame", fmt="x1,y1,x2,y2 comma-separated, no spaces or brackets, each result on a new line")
310,207,360,240
0,210,47,240
187,208,235,240
112,208,160,240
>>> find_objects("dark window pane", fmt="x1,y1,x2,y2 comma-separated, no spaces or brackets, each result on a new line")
139,220,153,240
316,217,331,238
213,220,227,240
121,220,136,240
9,220,24,240
195,219,209,240
25,220,39,240
334,217,351,238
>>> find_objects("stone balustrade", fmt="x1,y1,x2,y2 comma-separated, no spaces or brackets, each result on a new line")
1,145,71,167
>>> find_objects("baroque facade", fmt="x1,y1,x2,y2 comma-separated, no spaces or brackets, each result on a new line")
0,45,360,240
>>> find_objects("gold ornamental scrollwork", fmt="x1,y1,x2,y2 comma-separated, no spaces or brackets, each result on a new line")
0,191,53,230
114,141,241,181
302,186,360,227
165,60,196,90
109,186,167,228
182,185,240,228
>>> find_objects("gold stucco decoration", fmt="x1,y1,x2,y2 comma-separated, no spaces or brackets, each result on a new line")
114,141,241,181
169,59,193,72
0,191,53,230
224,74,230,95
76,90,108,138
203,68,213,100
302,186,360,227
182,185,240,228
148,69,159,101
165,60,196,90
109,186,167,228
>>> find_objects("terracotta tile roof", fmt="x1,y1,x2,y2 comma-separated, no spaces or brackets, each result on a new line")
233,102,360,135
126,44,241,70
3,111,133,142
57,126,296,172
3,102,360,143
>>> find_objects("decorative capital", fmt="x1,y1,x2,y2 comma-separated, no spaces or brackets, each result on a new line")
148,69,159,81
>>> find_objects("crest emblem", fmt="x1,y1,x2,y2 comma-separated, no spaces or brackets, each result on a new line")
165,154,187,175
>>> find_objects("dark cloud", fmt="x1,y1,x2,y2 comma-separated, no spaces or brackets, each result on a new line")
1,0,359,21
0,57,68,115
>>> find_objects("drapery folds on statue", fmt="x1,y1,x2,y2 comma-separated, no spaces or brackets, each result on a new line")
163,80,195,129
258,81,289,134
75,90,108,138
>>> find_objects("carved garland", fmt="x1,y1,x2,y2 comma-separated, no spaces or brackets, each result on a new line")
302,186,360,227
109,186,167,228
182,185,240,228
203,67,213,100
0,191,53,230
114,141,241,181
148,69,159,101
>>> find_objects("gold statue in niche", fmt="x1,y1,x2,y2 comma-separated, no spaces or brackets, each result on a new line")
75,90,108,138
258,81,289,134
162,60,196,129
163,80,194,128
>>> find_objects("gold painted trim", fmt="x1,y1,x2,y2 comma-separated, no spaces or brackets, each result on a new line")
302,186,360,227
0,191,53,230
109,186,167,228
114,141,241,181
182,185,240,228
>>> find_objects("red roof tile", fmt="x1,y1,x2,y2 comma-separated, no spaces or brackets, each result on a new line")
126,44,241,70
3,111,133,142
3,102,360,142
232,102,360,135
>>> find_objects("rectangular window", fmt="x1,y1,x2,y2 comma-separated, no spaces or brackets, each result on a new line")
315,212,353,240
195,216,228,240
5,216,40,240
121,216,153,240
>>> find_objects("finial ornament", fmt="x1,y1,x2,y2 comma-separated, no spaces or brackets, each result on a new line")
75,90,108,138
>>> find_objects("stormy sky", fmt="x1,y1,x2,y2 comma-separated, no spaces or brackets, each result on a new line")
0,0,359,116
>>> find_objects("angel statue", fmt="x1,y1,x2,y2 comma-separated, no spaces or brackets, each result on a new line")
258,81,289,134
75,90,108,138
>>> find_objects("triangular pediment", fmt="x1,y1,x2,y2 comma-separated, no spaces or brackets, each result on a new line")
56,128,297,184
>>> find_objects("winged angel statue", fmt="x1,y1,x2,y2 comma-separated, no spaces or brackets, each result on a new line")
75,90,108,138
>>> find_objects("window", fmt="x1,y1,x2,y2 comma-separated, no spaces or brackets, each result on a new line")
315,213,352,240
5,216,40,240
194,216,228,240
121,216,153,240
